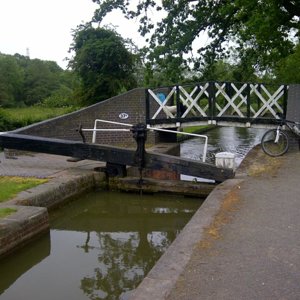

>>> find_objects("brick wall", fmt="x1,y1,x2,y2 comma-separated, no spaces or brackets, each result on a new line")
14,88,162,147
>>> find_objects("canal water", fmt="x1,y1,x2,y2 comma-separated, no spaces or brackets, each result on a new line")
0,192,202,300
0,126,266,300
180,126,265,181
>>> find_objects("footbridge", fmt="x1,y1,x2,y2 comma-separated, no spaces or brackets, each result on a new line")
146,82,299,129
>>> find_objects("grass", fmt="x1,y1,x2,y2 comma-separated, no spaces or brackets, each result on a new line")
177,125,215,140
182,125,214,134
0,176,48,203
0,207,17,218
4,106,75,128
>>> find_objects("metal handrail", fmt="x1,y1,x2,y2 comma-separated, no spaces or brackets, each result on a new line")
146,125,208,163
82,119,208,162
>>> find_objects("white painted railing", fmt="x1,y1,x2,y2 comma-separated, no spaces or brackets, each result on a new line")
81,119,208,162
147,82,287,124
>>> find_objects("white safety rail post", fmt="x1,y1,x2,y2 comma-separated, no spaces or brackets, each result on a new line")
147,126,208,162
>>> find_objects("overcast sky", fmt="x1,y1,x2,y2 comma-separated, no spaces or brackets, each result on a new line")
0,0,144,69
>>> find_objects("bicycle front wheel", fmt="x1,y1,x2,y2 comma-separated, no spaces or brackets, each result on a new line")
261,129,289,157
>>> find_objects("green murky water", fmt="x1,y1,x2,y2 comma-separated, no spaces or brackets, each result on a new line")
0,191,202,300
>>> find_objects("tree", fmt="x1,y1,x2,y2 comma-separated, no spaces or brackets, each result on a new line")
274,44,300,84
23,59,62,106
92,0,300,75
69,25,137,105
0,54,24,107
0,53,77,108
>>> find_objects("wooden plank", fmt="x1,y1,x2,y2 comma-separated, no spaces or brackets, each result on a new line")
145,150,234,182
0,133,234,181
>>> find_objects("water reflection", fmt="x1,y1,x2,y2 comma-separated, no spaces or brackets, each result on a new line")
0,191,201,300
181,126,265,165
0,232,51,295
181,126,265,181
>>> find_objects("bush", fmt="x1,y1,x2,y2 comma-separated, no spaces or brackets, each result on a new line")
40,86,75,108
0,109,14,131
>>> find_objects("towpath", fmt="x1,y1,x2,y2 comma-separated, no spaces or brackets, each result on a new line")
130,147,300,300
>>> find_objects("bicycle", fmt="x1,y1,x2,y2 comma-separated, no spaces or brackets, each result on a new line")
261,114,300,157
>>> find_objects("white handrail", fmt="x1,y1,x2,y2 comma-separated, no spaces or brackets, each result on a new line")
90,119,132,143
83,119,208,162
146,126,208,162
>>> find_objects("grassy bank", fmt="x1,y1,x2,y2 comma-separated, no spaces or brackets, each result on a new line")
177,125,215,141
0,106,75,131
0,176,48,203
182,125,214,134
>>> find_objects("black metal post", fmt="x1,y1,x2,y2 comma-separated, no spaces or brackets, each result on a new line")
208,81,216,120
283,84,288,118
131,123,148,184
246,84,251,119
77,124,86,143
176,85,180,118
145,88,150,124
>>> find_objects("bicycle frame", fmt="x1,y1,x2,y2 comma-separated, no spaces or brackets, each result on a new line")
274,127,281,143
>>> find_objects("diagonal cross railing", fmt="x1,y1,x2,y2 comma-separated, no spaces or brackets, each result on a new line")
146,81,288,127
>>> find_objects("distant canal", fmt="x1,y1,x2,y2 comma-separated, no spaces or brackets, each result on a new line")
0,191,202,300
181,126,265,181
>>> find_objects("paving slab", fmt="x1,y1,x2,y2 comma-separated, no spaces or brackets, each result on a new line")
0,152,104,178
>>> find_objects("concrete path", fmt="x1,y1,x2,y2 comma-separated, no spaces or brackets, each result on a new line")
166,150,300,299
0,152,103,178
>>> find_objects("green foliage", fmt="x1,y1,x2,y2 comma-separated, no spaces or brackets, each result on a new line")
0,109,14,131
0,106,75,131
0,53,78,108
23,59,61,106
275,44,300,84
93,0,299,76
69,25,137,105
40,85,74,108
0,54,24,107
198,60,257,82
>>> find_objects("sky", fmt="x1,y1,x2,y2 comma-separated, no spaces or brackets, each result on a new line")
0,0,145,69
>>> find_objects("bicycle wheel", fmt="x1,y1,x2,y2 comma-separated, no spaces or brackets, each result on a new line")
261,129,289,157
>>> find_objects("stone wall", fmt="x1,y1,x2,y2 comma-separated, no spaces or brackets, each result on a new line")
0,205,49,257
